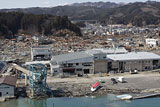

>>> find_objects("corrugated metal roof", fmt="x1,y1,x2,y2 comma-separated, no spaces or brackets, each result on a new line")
52,51,92,63
52,48,128,63
107,52,160,61
92,47,128,54
51,48,160,63
52,48,127,62
0,76,17,87
85,50,102,55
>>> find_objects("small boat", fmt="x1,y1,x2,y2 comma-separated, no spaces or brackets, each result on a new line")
91,82,101,92
91,96,96,99
117,94,133,100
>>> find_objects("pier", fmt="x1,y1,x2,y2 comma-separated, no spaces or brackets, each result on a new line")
133,93,160,100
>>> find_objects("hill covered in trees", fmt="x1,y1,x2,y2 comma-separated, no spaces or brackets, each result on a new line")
1,1,160,26
0,12,82,38
71,2,123,8
106,1,160,26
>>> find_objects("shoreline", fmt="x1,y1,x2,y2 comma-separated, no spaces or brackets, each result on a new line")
49,83,160,98
17,72,160,98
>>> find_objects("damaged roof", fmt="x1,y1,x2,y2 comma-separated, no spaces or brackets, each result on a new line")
0,76,17,87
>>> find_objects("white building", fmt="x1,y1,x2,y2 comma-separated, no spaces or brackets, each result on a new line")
145,38,158,47
32,36,51,44
0,76,17,98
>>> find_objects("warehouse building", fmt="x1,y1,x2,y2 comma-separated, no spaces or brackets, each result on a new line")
50,48,160,76
50,48,127,76
51,51,94,76
107,52,160,72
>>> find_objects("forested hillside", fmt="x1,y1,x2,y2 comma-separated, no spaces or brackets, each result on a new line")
0,12,82,38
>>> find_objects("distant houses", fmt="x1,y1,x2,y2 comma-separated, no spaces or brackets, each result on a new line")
32,35,51,44
82,23,160,36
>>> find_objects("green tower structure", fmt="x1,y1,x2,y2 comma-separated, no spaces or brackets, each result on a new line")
28,64,48,98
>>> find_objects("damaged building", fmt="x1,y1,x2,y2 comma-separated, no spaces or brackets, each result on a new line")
0,76,17,98
50,48,160,76
31,46,51,61
50,48,127,76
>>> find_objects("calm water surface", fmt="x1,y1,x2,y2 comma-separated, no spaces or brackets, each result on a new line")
0,94,160,107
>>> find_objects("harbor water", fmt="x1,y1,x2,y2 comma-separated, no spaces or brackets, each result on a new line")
0,94,160,107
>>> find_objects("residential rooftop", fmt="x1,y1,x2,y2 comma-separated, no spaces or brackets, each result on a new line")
0,76,17,87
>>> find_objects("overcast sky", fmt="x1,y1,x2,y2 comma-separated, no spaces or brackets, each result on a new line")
0,0,160,9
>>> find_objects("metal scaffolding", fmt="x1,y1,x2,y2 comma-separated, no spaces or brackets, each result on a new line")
28,64,47,98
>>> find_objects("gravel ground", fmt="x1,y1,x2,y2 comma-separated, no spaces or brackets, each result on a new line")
46,72,160,97
17,72,160,97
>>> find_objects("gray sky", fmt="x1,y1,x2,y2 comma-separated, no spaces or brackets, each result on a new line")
0,0,160,9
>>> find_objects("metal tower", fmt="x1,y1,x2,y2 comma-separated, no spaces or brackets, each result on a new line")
28,64,48,98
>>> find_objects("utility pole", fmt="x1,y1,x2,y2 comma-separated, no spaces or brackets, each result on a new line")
110,16,113,35
85,21,88,32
